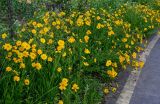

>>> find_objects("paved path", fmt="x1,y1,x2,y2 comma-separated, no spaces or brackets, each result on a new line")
129,39,160,104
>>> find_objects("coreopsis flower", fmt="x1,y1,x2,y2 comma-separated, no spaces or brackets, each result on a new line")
119,55,125,63
96,16,101,20
58,100,63,104
47,57,53,62
111,87,117,93
41,54,47,60
47,39,53,44
37,49,43,55
108,30,115,36
1,33,7,39
40,38,46,44
86,30,92,35
84,48,90,54
21,42,31,50
96,23,102,29
84,35,89,43
106,60,112,67
30,52,36,60
6,67,12,72
22,51,29,57
68,36,75,43
13,76,20,82
20,63,25,69
43,27,49,33
72,83,79,92
132,52,137,59
37,23,43,28
31,29,37,34
83,62,89,66
32,62,42,70
32,21,37,26
59,78,69,91
24,79,30,85
58,40,65,46
107,68,117,78
103,88,109,94
122,38,127,43
57,67,62,72
3,43,12,51
57,46,64,51
139,61,144,68
16,41,22,46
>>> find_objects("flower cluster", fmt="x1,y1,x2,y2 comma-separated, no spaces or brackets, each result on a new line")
0,3,159,103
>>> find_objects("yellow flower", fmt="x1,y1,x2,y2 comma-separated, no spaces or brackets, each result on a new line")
57,67,62,72
84,48,90,54
48,57,53,62
31,29,37,34
96,16,101,20
86,30,92,35
58,100,63,104
24,79,30,85
40,38,46,44
43,27,49,33
107,68,117,78
115,20,122,25
30,52,36,60
62,78,68,83
83,62,89,66
1,33,7,39
57,45,64,51
41,54,47,60
32,21,37,26
58,40,65,46
20,63,25,69
22,51,29,57
96,23,102,29
32,62,42,70
72,83,79,92
84,35,89,43
76,18,84,26
3,43,12,51
6,67,12,72
103,88,109,94
13,76,20,82
47,39,53,44
139,61,144,68
94,58,97,63
21,42,31,50
111,87,117,93
59,78,69,91
68,36,75,43
52,21,56,26
132,52,137,59
106,60,112,67
108,30,115,36
119,55,125,63
122,38,127,42
37,49,43,55
16,41,22,46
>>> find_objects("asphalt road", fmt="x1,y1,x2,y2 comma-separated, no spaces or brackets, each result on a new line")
130,39,160,104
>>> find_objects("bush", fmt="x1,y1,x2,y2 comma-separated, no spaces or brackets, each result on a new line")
0,1,160,104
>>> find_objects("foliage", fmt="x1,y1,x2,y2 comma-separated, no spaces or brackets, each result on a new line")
0,0,160,104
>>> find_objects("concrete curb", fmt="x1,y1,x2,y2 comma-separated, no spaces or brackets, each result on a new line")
116,34,160,104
